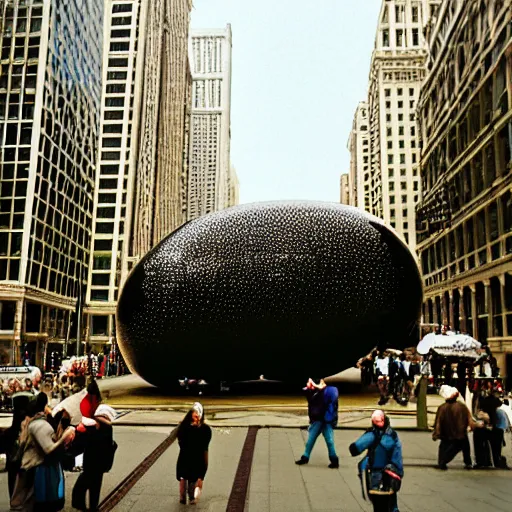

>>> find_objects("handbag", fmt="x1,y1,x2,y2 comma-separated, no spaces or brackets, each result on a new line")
103,440,118,473
34,461,65,508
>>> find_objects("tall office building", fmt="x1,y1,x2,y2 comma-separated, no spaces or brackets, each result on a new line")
187,25,232,220
416,0,512,375
365,0,441,251
347,101,369,208
0,0,103,366
85,0,193,348
339,174,350,205
226,163,239,208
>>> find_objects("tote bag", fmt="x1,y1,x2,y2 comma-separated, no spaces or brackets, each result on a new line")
34,461,65,510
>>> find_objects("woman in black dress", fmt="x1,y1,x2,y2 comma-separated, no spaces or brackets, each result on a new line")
176,402,212,504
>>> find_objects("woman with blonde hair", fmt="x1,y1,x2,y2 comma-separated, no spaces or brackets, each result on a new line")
176,402,212,505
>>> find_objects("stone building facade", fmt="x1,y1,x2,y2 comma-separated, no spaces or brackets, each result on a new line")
416,0,512,376
0,0,103,366
84,0,193,350
347,101,369,208
340,174,350,205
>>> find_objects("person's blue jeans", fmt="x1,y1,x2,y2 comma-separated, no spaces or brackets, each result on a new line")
303,421,337,459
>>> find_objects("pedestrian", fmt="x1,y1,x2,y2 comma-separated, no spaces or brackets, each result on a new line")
176,402,212,505
375,353,390,405
432,385,481,470
349,410,403,512
71,404,117,511
474,387,503,468
10,392,75,511
295,378,339,468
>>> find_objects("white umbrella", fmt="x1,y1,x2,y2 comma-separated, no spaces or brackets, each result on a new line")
51,389,87,425
417,333,481,357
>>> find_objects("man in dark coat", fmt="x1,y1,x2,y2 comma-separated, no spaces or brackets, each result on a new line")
295,378,339,468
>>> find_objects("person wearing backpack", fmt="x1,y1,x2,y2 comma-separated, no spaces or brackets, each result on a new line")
295,378,339,468
71,404,117,511
349,410,403,512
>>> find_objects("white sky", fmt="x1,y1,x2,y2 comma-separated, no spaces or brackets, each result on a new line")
191,0,382,204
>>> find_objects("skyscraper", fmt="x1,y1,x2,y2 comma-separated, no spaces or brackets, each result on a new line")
226,163,240,208
340,174,350,205
0,0,103,366
347,101,369,208
85,0,193,349
187,25,233,220
364,0,441,251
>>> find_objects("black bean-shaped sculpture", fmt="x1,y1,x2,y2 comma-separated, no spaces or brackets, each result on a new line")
116,201,423,389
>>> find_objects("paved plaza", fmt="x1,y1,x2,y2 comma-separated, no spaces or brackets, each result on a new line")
0,422,508,512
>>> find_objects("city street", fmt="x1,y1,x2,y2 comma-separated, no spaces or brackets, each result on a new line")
0,423,508,512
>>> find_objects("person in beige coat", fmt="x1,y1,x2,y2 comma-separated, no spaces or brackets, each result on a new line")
10,393,75,511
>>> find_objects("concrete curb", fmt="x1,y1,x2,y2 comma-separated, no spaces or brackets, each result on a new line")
113,422,432,431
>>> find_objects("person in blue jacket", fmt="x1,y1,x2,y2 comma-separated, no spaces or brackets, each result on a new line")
349,410,403,512
295,378,339,468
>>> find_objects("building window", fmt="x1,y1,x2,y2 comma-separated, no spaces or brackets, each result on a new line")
387,141,393,149
410,126,416,136
400,169,406,177
400,154,406,164
91,315,109,335
386,101,391,110
401,182,407,191
398,88,403,96
395,4,405,22
389,169,394,178
0,301,16,330
399,126,404,136
399,140,405,149
412,153,417,163
388,154,394,164
91,290,109,302
409,88,414,96
398,114,404,121
412,5,419,22
396,30,404,46
390,196,395,204
398,101,403,109
386,114,391,122
382,30,389,47
390,208,395,218
389,182,395,191
385,89,391,97
412,28,419,46
387,127,392,136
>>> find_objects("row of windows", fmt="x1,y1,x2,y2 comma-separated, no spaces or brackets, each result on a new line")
423,276,512,341
381,3,420,24
386,113,415,122
387,153,418,165
385,87,417,98
420,192,512,279
385,100,415,110
382,28,420,48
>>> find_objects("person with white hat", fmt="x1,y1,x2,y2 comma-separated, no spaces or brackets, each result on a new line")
176,402,212,505
71,404,117,511
433,385,482,470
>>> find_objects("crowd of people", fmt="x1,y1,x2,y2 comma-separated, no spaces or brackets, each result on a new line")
433,383,512,470
357,325,506,409
357,350,421,406
0,377,118,512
